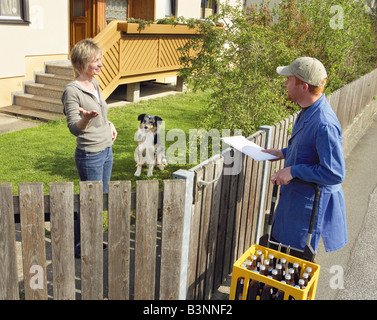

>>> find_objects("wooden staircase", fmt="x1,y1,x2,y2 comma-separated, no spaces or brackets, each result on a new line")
0,60,74,121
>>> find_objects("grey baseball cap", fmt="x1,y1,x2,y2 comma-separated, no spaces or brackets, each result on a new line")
276,57,327,86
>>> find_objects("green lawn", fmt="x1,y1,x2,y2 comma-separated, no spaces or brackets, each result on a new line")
0,90,211,194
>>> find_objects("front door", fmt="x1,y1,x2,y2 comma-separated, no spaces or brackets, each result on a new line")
70,0,94,51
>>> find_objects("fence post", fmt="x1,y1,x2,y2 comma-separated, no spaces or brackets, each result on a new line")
255,125,273,243
173,169,195,300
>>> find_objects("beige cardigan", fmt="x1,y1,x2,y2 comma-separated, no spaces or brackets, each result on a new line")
62,78,112,152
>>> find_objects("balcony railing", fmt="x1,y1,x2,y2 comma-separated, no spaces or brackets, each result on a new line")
93,21,198,99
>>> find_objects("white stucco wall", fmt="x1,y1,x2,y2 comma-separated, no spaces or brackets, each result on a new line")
0,0,69,79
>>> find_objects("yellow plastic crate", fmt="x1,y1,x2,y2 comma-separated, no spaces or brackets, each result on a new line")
229,244,320,300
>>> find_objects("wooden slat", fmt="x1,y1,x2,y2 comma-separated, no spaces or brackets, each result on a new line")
49,182,75,300
205,156,224,299
221,151,241,277
186,167,203,300
0,183,19,300
80,181,103,300
232,152,247,260
159,180,186,300
19,182,48,300
238,152,252,256
108,181,131,300
134,180,158,300
196,160,214,299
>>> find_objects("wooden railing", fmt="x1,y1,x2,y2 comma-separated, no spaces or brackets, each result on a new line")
93,21,198,99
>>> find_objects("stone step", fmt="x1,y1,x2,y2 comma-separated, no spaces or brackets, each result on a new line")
0,105,64,122
45,60,74,78
13,92,63,114
35,72,72,87
25,82,64,100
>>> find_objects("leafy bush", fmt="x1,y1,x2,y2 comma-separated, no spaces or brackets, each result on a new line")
178,0,377,136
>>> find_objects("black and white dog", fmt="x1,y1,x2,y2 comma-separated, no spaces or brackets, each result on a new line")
134,114,168,177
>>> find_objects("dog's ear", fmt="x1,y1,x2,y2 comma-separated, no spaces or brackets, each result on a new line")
154,116,163,125
138,114,146,122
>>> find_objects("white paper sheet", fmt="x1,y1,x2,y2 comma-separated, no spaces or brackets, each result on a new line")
221,136,278,161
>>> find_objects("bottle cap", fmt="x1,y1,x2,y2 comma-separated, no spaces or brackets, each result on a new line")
285,274,291,280
269,253,274,259
293,262,299,268
276,264,282,270
298,279,305,285
251,255,257,260
302,272,309,279
264,260,269,266
272,269,278,275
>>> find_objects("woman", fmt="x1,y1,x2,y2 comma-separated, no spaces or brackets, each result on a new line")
62,38,117,257
62,38,117,193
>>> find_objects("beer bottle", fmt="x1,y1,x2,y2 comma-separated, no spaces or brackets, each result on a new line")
305,266,312,281
275,280,286,300
292,263,300,285
235,277,244,300
271,269,279,281
298,279,306,289
302,272,309,287
261,283,273,300
288,268,296,285
246,279,260,300
284,273,294,286
271,269,279,295
256,250,264,270
268,253,275,269
263,259,271,275
280,258,288,275
249,255,258,271
259,264,269,277
289,286,301,300
275,264,283,281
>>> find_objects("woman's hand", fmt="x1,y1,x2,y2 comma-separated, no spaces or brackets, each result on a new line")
109,122,117,143
76,107,99,130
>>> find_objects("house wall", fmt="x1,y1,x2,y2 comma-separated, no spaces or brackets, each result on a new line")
0,0,69,107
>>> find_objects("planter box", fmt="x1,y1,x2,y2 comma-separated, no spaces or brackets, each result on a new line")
117,22,199,35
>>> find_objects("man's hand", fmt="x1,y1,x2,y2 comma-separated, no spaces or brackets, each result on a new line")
271,166,293,185
262,148,284,161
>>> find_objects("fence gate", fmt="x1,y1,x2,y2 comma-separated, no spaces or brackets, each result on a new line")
0,180,186,300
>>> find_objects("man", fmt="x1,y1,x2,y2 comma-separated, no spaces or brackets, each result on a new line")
262,57,347,253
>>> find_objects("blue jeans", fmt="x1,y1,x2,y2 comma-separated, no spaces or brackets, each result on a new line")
74,146,113,256
75,146,113,193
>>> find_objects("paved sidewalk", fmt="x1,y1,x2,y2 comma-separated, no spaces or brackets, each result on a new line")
315,117,377,300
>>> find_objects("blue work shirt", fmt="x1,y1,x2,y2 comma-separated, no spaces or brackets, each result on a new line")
272,94,348,252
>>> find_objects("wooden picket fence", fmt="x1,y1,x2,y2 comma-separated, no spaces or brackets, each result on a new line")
0,180,186,300
2,68,377,300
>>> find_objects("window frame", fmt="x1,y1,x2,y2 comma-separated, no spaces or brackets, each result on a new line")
0,0,30,25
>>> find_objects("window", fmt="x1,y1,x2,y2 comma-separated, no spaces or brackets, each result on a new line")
201,0,217,19
165,0,176,17
105,0,128,24
0,0,29,24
